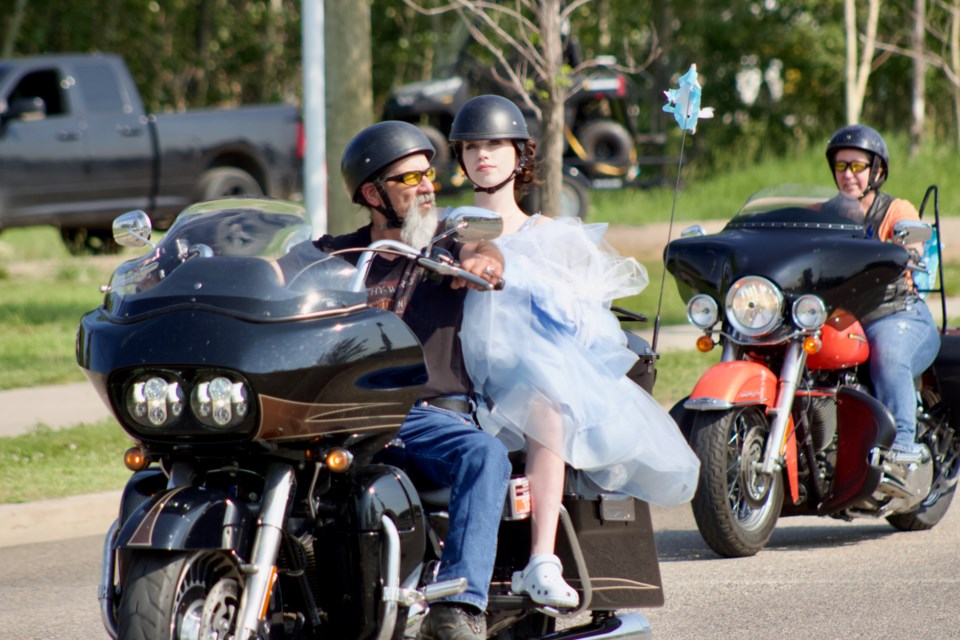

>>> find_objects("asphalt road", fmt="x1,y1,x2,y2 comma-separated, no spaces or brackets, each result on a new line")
2,500,957,640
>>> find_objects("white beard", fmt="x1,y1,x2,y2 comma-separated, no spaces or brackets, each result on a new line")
400,195,439,249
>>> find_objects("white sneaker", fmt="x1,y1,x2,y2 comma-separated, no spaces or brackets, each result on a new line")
510,553,579,609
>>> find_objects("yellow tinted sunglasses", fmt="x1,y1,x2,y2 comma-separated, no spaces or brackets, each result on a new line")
833,160,871,174
382,167,436,186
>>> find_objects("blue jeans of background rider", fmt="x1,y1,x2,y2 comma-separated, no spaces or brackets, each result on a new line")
398,403,511,610
864,302,941,446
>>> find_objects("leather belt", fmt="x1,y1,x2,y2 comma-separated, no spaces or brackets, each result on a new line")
417,396,473,414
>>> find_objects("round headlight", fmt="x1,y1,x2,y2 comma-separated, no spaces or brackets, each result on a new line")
792,295,827,330
127,375,184,429
725,276,784,337
687,294,719,329
191,375,249,429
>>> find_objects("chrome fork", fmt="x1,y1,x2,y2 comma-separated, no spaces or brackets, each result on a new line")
759,340,807,476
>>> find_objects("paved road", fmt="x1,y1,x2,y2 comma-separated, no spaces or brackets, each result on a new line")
2,501,958,639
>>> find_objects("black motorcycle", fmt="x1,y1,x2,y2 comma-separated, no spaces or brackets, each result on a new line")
80,197,663,640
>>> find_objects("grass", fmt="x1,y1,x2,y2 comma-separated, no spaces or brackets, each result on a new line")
0,419,134,503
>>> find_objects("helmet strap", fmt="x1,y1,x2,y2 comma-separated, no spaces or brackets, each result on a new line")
371,181,404,229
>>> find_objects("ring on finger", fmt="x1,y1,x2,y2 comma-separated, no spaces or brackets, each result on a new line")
483,266,496,277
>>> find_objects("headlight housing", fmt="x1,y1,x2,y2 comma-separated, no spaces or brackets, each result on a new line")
792,295,828,330
119,368,255,438
127,375,185,429
687,294,719,329
725,276,784,337
191,375,250,429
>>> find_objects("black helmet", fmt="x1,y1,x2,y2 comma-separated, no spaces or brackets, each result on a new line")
341,121,435,203
825,124,889,190
449,95,530,142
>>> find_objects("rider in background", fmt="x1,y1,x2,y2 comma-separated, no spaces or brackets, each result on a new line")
825,124,941,459
450,95,699,608
327,121,509,640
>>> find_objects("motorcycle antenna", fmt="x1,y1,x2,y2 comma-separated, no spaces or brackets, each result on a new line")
652,64,713,352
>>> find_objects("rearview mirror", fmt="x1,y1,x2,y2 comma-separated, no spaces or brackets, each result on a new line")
442,206,503,243
113,210,155,248
891,219,932,246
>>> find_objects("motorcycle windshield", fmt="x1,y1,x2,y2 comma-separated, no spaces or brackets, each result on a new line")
666,185,909,319
104,199,366,321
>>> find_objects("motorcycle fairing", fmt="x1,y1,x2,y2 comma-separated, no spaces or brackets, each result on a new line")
819,386,896,514
665,205,909,321
684,361,777,409
115,486,256,553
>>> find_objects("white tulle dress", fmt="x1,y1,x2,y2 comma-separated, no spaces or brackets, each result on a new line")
461,216,700,507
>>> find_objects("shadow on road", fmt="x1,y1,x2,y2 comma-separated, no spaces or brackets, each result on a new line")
654,521,897,561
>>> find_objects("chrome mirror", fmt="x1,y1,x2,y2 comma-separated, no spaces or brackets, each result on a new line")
113,210,155,248
680,224,707,238
891,220,932,246
442,206,503,243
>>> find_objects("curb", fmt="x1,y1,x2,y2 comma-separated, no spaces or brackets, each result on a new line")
0,490,120,549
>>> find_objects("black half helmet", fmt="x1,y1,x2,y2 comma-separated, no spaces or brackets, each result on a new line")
826,124,889,189
449,95,530,142
341,121,436,203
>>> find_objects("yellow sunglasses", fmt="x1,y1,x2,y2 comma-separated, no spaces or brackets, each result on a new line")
833,160,872,174
381,167,436,186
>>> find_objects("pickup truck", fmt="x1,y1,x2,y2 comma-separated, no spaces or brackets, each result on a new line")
0,52,302,253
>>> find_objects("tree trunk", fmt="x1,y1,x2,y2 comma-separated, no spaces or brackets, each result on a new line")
844,0,880,124
325,0,374,235
909,0,926,157
953,0,960,148
538,0,565,218
2,0,29,58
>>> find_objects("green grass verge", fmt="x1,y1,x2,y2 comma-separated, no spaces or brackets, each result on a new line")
0,419,133,503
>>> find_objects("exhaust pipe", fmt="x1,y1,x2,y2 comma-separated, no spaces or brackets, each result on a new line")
549,613,653,639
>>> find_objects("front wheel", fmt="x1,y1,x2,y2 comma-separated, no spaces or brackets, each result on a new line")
689,407,784,557
118,550,243,640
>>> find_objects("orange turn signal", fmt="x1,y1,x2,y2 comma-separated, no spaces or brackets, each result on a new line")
325,447,354,473
803,336,822,354
696,335,715,352
123,447,150,471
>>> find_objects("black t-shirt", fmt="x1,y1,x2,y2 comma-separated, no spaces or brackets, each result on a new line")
317,225,472,399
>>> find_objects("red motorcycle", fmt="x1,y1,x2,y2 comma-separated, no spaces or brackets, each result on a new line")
665,185,960,557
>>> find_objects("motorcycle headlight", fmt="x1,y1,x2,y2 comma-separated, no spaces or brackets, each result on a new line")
191,375,250,429
725,276,783,337
687,294,719,329
792,295,827,330
127,375,185,429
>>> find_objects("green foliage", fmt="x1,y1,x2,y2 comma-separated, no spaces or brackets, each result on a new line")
0,420,132,503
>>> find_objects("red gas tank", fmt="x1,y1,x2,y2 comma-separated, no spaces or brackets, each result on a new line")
806,309,870,370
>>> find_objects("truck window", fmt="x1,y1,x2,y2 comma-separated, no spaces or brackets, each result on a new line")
73,63,127,114
9,69,66,116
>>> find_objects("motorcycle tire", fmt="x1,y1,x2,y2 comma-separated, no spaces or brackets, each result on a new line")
117,550,245,640
689,407,784,558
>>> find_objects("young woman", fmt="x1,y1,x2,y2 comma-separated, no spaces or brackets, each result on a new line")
450,95,699,609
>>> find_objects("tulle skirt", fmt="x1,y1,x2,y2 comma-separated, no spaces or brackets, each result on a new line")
461,218,700,507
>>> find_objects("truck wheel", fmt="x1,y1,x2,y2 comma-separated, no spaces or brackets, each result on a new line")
196,167,263,201
558,169,590,219
576,120,635,167
60,228,121,256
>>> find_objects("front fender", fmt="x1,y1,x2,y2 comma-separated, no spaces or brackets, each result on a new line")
115,486,256,554
684,361,778,410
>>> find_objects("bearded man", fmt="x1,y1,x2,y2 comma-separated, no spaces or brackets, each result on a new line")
312,121,509,640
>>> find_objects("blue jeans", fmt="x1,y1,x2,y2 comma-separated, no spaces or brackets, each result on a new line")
864,302,941,448
398,402,510,610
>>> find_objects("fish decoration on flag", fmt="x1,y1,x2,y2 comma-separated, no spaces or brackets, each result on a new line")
663,64,714,134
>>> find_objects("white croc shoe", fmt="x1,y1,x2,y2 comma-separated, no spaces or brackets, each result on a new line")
511,553,579,609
